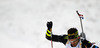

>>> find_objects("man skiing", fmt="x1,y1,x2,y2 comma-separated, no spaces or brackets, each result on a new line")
45,21,99,48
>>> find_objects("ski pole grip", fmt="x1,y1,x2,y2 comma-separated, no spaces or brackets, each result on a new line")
76,11,80,15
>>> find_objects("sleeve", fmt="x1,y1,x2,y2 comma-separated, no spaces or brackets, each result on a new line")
81,39,99,48
46,29,68,45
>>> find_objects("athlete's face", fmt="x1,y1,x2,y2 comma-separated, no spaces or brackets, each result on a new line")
69,38,77,42
68,37,79,45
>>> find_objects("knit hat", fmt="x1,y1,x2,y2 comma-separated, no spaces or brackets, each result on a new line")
68,28,79,39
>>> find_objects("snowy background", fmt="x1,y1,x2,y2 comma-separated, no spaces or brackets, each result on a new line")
0,0,100,48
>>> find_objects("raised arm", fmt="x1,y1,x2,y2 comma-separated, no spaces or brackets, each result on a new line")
45,21,68,45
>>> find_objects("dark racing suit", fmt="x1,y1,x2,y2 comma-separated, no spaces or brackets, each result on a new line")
46,30,99,48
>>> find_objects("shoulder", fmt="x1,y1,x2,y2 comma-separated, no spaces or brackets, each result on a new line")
63,35,68,39
81,39,92,47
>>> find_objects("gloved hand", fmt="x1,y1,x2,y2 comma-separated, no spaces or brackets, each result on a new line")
47,21,53,30
80,32,86,40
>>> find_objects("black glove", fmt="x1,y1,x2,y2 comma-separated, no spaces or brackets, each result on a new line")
47,21,53,30
80,32,86,40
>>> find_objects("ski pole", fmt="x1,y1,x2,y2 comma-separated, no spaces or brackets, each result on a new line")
76,11,86,40
51,32,53,48
50,28,53,48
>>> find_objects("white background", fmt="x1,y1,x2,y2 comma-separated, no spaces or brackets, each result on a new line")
0,0,100,48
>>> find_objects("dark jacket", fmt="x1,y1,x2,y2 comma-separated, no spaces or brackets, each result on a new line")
46,30,99,48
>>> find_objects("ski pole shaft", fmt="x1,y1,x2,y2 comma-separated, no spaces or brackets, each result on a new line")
51,31,53,48
76,11,86,39
76,11,84,33
51,40,53,48
79,17,84,33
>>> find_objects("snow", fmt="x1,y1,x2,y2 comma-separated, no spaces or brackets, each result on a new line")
0,0,100,48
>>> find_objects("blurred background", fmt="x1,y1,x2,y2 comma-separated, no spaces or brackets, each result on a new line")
0,0,100,48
